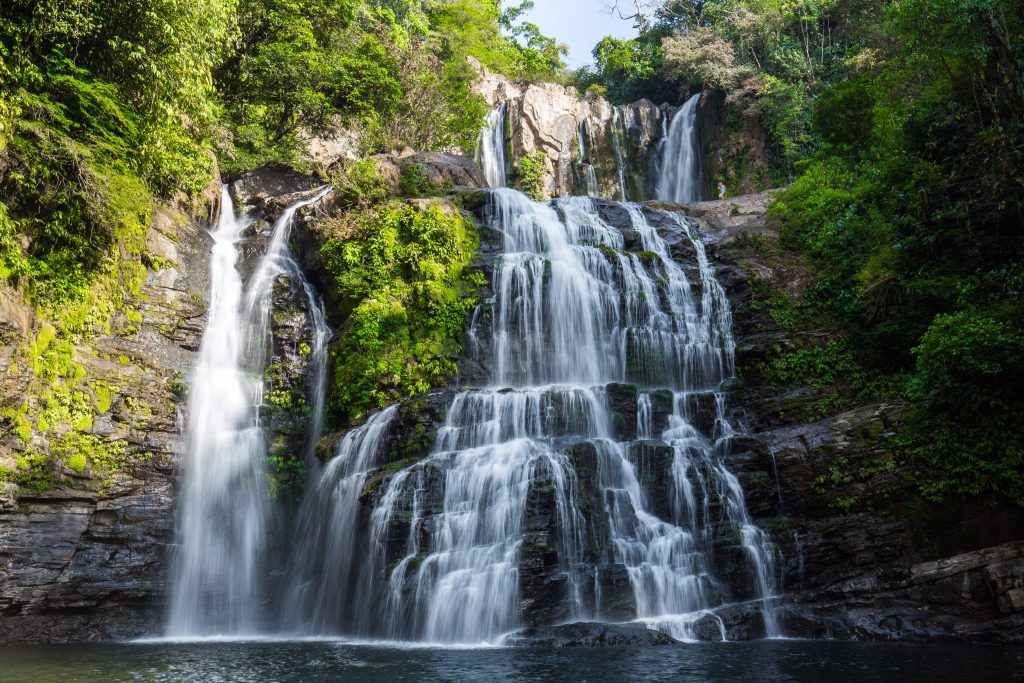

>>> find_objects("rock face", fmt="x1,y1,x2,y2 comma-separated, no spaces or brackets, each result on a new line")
682,193,1024,644
697,91,774,195
504,621,679,648
372,151,487,192
473,66,777,202
0,201,214,641
473,61,671,200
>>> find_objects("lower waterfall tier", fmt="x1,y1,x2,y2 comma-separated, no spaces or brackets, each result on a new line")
287,385,781,643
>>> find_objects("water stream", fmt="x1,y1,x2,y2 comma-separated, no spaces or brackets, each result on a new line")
479,103,509,188
655,92,704,204
167,187,330,637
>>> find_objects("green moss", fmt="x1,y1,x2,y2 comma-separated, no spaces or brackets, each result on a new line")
321,199,481,426
50,432,127,488
4,450,57,491
636,251,660,265
748,278,805,331
91,381,116,413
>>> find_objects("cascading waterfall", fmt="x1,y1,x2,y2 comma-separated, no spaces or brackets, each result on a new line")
655,92,704,204
282,405,398,633
300,188,782,643
479,103,509,188
166,186,330,637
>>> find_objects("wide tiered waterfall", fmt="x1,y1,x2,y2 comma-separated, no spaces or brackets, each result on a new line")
166,187,330,637
655,92,704,203
287,188,780,643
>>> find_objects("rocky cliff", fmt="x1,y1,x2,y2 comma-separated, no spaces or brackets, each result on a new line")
473,64,776,201
473,60,669,200
0,195,215,641
689,193,1024,642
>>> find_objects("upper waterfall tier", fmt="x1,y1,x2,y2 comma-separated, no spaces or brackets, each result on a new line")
479,102,509,188
655,92,705,204
486,189,733,389
473,70,677,200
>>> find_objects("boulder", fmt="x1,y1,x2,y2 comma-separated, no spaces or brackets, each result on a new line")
372,152,487,192
231,163,322,215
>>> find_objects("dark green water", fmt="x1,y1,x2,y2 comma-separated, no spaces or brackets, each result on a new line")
1,640,1022,682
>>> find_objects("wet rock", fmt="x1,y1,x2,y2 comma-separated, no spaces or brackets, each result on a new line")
689,604,769,641
605,383,638,440
231,163,322,216
594,565,639,620
504,621,678,647
630,442,675,519
519,462,573,627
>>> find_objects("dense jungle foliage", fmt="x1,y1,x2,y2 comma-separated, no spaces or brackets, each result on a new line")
584,0,1023,504
0,0,561,310
0,0,562,483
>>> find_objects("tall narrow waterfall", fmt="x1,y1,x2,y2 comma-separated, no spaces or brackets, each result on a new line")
610,109,629,201
577,120,599,197
294,189,780,643
655,92,704,204
167,186,329,637
479,103,508,188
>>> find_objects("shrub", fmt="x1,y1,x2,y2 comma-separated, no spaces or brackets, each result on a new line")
320,200,481,424
516,152,547,201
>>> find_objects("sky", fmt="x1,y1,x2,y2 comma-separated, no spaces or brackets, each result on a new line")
517,0,640,69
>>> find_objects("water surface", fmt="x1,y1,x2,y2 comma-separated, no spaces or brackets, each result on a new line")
1,640,1021,682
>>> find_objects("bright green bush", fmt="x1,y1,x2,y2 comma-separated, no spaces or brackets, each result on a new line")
516,152,547,200
399,164,441,198
320,200,481,424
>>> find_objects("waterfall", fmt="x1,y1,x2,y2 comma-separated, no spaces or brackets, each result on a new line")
166,186,330,637
300,281,331,467
282,405,398,633
577,120,599,197
479,103,508,188
610,108,629,201
655,92,704,204
342,189,779,643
